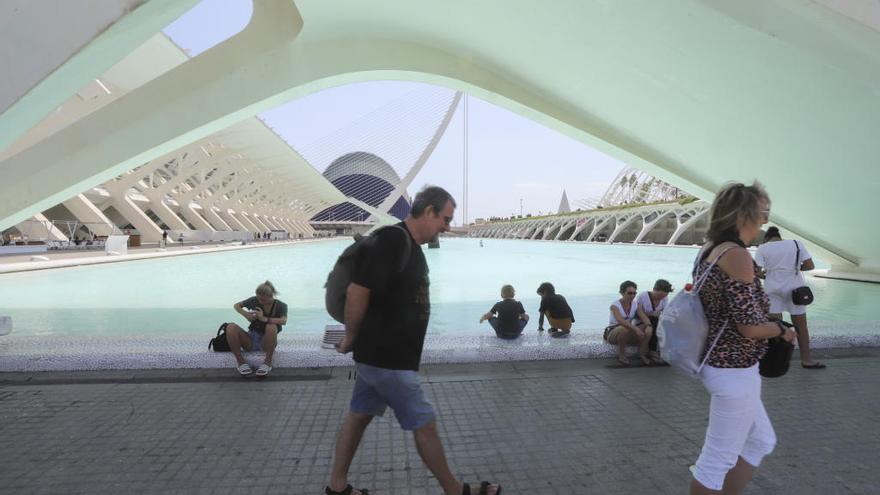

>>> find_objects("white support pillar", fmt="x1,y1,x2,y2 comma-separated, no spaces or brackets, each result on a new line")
634,210,675,244
102,183,164,242
62,194,117,236
16,214,68,241
587,216,615,242
178,203,215,231
196,204,231,231
668,209,709,245
607,213,641,243
218,209,249,232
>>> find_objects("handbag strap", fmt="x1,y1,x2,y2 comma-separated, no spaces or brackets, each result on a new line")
793,240,800,271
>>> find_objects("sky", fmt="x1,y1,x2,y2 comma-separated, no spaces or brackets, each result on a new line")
164,0,625,225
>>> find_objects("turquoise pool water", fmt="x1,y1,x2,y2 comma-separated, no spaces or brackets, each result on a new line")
1,239,878,337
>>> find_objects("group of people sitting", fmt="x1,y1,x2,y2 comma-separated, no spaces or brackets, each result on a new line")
225,224,820,378
479,282,577,339
603,279,673,366
477,278,674,366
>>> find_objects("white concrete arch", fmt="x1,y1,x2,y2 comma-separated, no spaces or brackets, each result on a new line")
3,0,880,278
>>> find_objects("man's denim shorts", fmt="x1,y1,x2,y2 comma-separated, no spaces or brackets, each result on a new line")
247,330,263,352
350,362,436,431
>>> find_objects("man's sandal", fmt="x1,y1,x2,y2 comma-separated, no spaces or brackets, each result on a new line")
237,363,253,377
325,484,369,495
462,481,502,495
255,363,272,377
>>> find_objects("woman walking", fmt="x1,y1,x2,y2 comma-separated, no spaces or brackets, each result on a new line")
689,182,796,494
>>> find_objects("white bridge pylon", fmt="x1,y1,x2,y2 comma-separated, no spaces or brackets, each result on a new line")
370,92,462,221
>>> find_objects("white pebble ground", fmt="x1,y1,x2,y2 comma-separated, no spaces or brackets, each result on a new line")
1,321,878,372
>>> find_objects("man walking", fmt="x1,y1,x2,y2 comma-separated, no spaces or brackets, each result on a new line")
327,186,501,495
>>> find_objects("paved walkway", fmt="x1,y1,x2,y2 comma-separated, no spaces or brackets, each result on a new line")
1,348,877,494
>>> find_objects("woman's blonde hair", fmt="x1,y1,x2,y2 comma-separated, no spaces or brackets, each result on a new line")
500,284,515,299
256,280,277,297
706,181,770,245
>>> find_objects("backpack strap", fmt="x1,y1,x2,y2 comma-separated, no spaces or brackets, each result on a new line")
697,320,728,374
386,225,413,272
692,245,738,295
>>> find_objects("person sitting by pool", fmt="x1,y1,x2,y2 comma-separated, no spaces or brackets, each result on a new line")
225,280,288,377
479,284,529,339
604,280,656,366
636,279,674,357
536,282,575,338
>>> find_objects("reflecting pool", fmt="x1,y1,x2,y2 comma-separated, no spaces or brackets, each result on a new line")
1,238,878,338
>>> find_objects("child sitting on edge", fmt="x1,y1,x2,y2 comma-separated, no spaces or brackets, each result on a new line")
536,282,575,338
479,284,530,339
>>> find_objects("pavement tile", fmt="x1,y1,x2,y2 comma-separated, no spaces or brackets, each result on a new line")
0,349,878,494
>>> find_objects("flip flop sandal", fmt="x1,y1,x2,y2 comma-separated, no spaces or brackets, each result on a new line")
462,481,502,495
237,363,254,377
802,362,826,369
325,484,369,495
255,363,272,377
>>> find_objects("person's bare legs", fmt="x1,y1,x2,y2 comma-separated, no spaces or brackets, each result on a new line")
791,313,819,366
261,324,278,366
690,477,719,494
225,323,252,366
413,420,500,495
328,411,373,494
720,456,755,494
614,327,630,363
638,326,653,364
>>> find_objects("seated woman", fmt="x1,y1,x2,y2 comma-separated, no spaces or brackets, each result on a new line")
536,282,575,338
604,280,655,366
225,280,288,377
479,284,529,339
635,279,674,356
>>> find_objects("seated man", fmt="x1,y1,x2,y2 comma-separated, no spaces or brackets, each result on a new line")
635,279,673,355
536,282,575,338
604,280,656,366
479,284,529,339
225,280,288,377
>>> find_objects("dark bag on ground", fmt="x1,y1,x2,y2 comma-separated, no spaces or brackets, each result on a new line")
759,321,794,378
209,322,231,352
790,240,814,305
324,225,412,323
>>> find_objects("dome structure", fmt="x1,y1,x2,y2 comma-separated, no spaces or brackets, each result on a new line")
311,152,412,221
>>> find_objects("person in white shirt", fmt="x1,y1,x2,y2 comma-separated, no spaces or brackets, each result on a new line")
754,226,824,369
604,280,657,366
635,279,673,358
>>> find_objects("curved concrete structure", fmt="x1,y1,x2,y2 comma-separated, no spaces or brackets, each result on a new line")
470,200,710,247
2,0,879,278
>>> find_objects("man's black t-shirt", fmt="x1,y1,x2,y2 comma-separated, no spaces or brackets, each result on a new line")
352,223,430,371
490,299,526,336
538,294,575,321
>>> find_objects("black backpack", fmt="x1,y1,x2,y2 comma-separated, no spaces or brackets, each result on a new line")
324,225,412,323
209,323,231,352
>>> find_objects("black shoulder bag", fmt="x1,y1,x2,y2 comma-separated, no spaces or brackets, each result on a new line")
760,320,795,378
791,240,814,305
